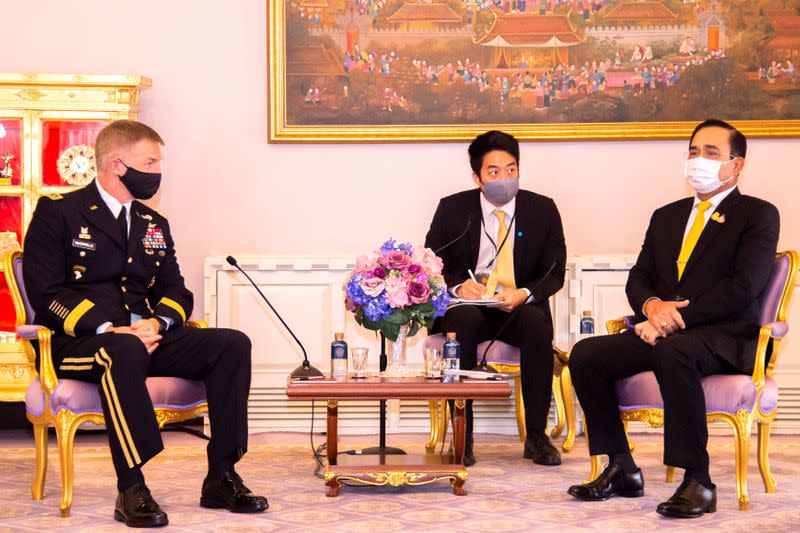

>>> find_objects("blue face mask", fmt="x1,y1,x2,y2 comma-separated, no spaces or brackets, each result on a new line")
482,177,519,206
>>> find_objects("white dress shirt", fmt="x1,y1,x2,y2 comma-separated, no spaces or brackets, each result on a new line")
681,186,736,243
451,192,532,302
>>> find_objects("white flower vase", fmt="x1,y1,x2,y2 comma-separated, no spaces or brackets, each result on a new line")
387,324,410,377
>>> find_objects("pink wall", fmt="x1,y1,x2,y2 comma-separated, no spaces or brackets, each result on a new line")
7,1,799,318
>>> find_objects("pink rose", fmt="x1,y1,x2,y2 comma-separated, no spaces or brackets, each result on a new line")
408,281,431,304
354,251,380,274
345,296,358,311
380,250,412,271
385,275,410,308
412,247,443,277
359,277,385,297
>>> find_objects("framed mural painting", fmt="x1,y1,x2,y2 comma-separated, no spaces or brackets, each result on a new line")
268,1,800,142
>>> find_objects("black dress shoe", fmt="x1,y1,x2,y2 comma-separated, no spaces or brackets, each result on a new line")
200,471,268,513
523,433,561,465
567,464,644,501
463,435,476,467
656,479,716,518
114,483,169,528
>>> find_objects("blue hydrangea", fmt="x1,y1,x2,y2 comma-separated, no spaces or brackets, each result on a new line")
364,296,392,322
380,238,413,257
431,288,451,318
346,276,370,306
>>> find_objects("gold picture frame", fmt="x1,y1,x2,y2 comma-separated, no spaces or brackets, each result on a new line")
268,1,800,143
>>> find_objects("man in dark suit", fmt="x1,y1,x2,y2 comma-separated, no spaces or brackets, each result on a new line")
23,120,267,527
425,130,566,466
567,120,780,518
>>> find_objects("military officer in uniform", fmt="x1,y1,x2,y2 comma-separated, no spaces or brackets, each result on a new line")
23,120,267,527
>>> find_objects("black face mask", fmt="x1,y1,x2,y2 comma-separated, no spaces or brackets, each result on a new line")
118,161,161,200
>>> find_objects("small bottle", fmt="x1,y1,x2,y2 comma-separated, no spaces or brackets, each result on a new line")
330,333,348,380
579,310,595,339
443,332,460,381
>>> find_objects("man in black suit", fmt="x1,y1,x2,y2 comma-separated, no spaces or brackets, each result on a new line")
23,120,267,527
567,120,779,518
425,130,566,466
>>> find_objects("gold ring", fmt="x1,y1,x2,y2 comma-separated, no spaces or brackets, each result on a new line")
661,322,668,328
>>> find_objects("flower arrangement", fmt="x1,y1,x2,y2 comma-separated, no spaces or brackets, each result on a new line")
345,239,450,341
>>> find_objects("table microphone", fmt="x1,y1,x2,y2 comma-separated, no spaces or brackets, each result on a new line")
226,255,323,380
434,215,473,255
473,260,558,372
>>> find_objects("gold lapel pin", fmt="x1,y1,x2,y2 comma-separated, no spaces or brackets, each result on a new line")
711,212,725,224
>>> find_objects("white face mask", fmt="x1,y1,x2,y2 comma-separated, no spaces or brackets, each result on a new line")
684,156,736,194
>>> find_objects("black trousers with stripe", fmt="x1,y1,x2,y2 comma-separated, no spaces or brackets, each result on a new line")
52,326,252,482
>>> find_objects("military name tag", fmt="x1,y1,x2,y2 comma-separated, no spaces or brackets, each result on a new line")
72,239,96,251
142,227,167,250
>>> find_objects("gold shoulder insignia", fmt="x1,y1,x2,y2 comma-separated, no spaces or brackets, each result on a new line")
45,193,63,200
153,209,169,220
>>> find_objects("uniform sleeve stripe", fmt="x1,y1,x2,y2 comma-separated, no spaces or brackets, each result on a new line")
61,356,95,363
64,299,95,337
159,297,186,322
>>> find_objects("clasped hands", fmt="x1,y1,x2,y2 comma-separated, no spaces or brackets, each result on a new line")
107,318,162,355
456,279,528,312
634,299,690,346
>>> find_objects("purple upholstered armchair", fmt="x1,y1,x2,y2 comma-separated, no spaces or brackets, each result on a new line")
3,250,208,517
423,334,575,452
586,251,798,511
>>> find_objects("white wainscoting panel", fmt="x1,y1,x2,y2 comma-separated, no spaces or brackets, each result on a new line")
205,256,568,436
205,254,800,437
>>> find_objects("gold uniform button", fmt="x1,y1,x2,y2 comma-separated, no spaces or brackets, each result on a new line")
124,304,130,310
121,276,127,281
121,286,127,293
127,257,133,264
156,261,160,266
79,251,86,257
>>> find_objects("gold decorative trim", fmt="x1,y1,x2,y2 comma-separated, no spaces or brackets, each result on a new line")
325,470,464,488
154,403,209,428
620,408,664,428
327,399,338,409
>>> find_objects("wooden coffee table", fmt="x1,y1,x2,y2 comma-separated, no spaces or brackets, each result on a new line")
286,376,511,497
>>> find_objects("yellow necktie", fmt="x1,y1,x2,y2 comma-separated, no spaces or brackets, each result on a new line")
676,200,713,280
485,210,516,296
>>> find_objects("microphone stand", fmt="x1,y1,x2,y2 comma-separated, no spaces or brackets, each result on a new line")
473,261,558,372
226,256,323,380
346,332,406,456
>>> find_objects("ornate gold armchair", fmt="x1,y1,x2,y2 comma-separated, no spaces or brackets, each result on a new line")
586,251,798,511
4,250,209,517
423,334,576,452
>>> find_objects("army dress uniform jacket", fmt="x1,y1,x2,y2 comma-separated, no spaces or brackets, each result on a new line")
23,180,193,359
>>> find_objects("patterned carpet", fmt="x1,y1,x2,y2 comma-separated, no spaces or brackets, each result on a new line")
1,430,799,532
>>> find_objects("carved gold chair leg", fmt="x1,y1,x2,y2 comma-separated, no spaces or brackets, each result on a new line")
560,365,576,452
622,419,636,452
426,400,439,453
550,373,565,440
757,420,777,493
588,455,602,483
30,418,48,501
665,465,676,483
54,410,80,517
514,376,527,442
731,409,752,511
